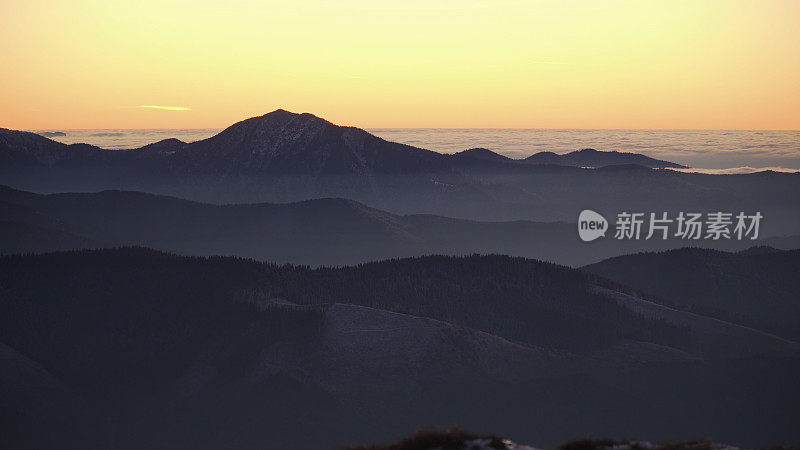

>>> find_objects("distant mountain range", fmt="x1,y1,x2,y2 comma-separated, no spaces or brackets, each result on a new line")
3,185,798,266
448,146,685,168
2,248,799,449
522,147,686,168
3,110,799,234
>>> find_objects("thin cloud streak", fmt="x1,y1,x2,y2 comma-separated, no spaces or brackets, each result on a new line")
138,105,192,111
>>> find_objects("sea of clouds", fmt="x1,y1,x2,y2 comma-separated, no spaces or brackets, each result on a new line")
35,128,800,172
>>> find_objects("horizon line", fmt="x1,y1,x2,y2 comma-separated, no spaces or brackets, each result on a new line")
24,126,800,132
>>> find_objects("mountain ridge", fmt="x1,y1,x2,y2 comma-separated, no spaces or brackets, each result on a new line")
524,147,687,168
4,185,797,267
5,111,686,171
3,110,800,234
583,247,800,341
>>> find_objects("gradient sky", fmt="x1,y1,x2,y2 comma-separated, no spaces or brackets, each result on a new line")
1,0,799,129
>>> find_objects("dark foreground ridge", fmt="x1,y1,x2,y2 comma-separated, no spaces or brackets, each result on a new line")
1,247,799,449
584,247,800,341
340,427,797,450
340,427,510,450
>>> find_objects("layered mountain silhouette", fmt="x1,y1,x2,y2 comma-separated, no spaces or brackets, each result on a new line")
4,110,799,449
3,110,799,234
4,185,798,266
1,248,799,449
584,247,800,341
1,114,675,171
3,112,505,221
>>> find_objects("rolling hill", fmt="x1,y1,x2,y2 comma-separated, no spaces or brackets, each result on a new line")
1,248,798,449
583,247,800,341
4,185,798,267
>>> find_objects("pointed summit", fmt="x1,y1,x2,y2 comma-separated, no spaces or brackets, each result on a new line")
167,109,447,175
219,109,332,136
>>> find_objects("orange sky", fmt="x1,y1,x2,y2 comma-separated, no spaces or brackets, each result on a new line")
1,0,799,130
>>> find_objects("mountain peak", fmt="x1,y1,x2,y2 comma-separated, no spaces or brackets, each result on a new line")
451,147,510,162
255,108,329,123
166,109,445,177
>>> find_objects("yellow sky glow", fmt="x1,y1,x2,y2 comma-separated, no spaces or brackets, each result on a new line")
138,105,192,111
1,0,799,129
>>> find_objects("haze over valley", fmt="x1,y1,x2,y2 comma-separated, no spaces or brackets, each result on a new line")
3,110,799,233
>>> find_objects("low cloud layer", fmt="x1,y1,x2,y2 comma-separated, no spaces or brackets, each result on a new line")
666,166,799,175
37,131,66,137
